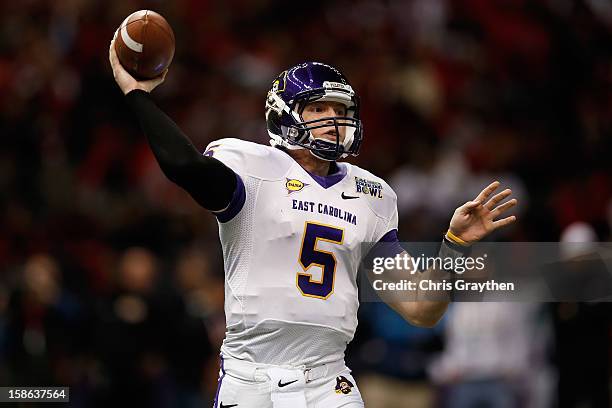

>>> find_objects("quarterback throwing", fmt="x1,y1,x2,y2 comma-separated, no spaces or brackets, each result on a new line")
110,37,517,407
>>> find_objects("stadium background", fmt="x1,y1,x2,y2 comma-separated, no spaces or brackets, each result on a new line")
0,0,611,406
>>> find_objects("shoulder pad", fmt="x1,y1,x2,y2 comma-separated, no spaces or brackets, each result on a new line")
346,163,397,221
204,138,293,180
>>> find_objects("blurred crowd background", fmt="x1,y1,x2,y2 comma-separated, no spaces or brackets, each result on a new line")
1,0,611,407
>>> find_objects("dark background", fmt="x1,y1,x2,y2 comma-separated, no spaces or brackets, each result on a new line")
0,0,610,406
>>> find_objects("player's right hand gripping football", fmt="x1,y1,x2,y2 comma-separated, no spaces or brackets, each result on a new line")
108,32,167,95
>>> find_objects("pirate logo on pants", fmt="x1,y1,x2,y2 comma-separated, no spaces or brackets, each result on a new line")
335,376,354,394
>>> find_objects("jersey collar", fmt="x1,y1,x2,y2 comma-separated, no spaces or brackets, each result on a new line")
276,146,349,189
304,162,347,189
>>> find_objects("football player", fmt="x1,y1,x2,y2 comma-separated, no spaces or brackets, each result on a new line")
109,40,517,408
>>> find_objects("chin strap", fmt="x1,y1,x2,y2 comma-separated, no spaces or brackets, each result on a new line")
269,135,345,161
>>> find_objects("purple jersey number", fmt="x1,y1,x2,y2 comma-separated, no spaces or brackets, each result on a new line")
297,222,344,299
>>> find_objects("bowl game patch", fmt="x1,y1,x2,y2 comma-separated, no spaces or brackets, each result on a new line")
354,177,383,199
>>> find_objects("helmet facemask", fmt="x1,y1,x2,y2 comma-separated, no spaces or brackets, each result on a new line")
290,99,361,161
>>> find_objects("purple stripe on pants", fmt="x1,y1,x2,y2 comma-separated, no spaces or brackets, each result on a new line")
212,355,225,408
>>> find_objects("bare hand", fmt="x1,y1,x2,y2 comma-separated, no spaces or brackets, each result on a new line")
449,181,517,243
108,31,167,95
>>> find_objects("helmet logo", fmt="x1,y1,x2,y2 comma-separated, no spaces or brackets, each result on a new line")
272,71,288,94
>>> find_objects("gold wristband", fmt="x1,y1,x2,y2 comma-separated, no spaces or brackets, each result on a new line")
446,230,470,246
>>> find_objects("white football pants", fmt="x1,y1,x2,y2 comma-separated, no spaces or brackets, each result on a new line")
213,356,365,408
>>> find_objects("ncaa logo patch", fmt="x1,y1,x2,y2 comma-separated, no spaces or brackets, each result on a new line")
285,178,308,194
354,177,383,199
335,376,354,395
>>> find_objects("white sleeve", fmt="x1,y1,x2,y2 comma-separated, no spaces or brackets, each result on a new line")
374,183,399,242
203,138,251,178
203,139,253,222
203,138,288,181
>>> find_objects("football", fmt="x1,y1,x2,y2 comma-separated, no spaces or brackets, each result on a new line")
114,10,175,80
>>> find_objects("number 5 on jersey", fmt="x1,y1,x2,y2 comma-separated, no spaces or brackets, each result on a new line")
297,221,344,299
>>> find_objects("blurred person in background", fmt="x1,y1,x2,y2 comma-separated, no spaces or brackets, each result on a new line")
95,247,175,407
170,247,223,407
5,254,86,386
93,246,221,408
429,302,555,408
0,284,8,385
553,222,611,408
349,302,445,408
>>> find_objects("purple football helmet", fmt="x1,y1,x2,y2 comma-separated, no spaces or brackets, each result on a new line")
265,62,363,161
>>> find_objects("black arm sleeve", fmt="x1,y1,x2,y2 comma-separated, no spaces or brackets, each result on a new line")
124,89,236,211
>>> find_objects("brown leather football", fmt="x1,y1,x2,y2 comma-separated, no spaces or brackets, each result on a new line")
114,10,175,80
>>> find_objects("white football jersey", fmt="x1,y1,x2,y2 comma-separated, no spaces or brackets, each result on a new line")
204,138,398,367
